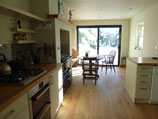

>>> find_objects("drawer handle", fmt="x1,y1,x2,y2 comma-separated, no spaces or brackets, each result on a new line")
139,88,148,90
141,68,149,70
140,81,148,83
140,75,148,77
4,110,15,119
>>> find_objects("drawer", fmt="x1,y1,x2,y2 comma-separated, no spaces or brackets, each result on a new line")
137,72,152,79
138,66,152,72
0,94,28,119
137,78,152,85
136,86,151,99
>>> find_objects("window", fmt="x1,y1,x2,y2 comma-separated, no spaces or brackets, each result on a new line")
136,22,144,50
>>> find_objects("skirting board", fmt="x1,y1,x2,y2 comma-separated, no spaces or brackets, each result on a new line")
149,101,158,104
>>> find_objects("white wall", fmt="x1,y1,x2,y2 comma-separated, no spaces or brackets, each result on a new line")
49,0,58,14
0,0,32,60
31,0,49,19
72,19,130,61
129,3,158,57
0,0,32,44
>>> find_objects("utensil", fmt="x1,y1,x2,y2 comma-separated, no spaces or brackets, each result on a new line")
0,54,11,75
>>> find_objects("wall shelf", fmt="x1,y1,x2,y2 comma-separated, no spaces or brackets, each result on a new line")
0,1,46,22
12,40,36,44
47,14,74,27
12,28,36,34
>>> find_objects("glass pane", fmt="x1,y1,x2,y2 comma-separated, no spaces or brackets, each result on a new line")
78,28,98,57
139,37,144,48
99,28,120,65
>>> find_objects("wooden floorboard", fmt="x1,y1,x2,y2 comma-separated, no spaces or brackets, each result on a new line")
55,67,158,119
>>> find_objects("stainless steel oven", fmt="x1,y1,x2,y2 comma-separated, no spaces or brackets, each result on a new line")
28,78,50,119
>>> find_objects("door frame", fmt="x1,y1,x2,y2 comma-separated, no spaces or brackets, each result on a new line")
77,25,122,66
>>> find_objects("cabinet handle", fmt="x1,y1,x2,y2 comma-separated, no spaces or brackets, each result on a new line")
141,68,148,70
4,110,15,119
140,75,148,77
140,81,148,83
139,88,148,90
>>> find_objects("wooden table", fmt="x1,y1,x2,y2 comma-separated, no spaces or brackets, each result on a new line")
79,55,104,60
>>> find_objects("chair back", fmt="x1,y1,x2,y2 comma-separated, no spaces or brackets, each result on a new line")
82,57,98,70
82,57,99,84
109,50,116,57
108,50,116,63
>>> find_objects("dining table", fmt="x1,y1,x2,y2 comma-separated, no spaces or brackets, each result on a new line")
79,55,104,60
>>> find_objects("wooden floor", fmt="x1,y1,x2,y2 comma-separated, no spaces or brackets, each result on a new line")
56,67,158,119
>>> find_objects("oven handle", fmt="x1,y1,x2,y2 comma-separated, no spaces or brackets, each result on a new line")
32,85,49,101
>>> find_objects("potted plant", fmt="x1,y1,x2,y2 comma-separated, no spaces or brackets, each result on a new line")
85,51,90,57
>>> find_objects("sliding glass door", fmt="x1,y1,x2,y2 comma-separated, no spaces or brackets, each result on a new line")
77,26,121,66
99,27,120,65
78,27,98,56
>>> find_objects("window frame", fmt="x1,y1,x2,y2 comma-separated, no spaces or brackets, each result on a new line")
136,22,144,50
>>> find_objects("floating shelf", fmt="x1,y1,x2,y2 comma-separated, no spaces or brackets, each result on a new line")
47,14,74,27
12,28,36,34
0,1,46,22
12,40,36,44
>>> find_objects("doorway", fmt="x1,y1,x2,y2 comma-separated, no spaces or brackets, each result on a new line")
77,25,122,66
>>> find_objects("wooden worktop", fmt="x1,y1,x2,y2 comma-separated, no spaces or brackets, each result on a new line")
0,63,62,111
128,57,158,65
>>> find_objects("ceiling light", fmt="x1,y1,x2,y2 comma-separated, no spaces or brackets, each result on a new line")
129,8,133,10
100,8,103,11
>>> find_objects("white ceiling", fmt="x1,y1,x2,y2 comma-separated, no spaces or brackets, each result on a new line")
64,0,158,20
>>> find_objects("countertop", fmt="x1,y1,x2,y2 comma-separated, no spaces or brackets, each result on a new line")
128,57,158,65
0,63,62,112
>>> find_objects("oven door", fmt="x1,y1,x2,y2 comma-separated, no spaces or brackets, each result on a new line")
31,83,50,119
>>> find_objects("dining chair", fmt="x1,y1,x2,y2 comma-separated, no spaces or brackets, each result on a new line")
102,50,116,73
82,57,99,85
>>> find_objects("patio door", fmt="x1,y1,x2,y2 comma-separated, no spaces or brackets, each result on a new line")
77,26,121,66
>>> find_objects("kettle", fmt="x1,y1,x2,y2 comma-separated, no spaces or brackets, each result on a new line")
0,54,11,75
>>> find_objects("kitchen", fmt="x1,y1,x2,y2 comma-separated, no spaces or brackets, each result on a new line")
0,0,72,119
1,0,158,119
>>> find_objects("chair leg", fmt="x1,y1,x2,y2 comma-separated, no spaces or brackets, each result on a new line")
106,64,108,73
110,63,112,71
113,65,116,73
83,78,85,84
95,78,96,85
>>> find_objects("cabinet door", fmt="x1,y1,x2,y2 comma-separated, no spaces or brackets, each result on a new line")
136,86,151,99
14,106,30,119
58,67,63,104
50,72,58,119
0,94,29,119
50,67,63,119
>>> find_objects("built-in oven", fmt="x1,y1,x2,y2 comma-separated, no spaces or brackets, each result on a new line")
28,78,50,119
61,55,72,94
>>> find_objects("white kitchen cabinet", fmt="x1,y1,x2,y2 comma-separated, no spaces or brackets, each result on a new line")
0,93,29,119
126,59,152,103
13,106,30,119
49,66,63,119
